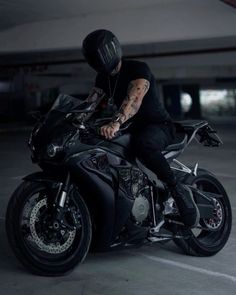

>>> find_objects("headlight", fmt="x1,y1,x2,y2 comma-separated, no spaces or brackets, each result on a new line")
47,144,63,158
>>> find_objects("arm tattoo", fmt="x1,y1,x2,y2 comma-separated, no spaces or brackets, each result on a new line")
77,87,105,122
114,79,150,125
86,87,105,104
86,87,105,111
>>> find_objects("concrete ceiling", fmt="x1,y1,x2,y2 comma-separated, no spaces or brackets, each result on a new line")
0,0,235,54
0,0,178,31
0,0,235,33
0,0,236,87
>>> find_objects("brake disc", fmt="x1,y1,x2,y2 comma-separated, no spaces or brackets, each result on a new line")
29,198,77,254
203,199,223,230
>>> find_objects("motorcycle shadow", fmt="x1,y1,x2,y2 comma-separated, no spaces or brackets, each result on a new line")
0,217,183,276
85,240,183,266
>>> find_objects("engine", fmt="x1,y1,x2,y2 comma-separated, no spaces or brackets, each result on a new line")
131,188,150,223
118,166,150,223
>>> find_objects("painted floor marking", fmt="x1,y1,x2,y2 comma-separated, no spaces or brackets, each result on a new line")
215,173,236,179
138,253,236,283
10,175,25,180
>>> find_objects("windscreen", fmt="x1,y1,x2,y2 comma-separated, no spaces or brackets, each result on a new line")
50,94,84,113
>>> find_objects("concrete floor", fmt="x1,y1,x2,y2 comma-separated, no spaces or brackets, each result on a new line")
0,118,236,295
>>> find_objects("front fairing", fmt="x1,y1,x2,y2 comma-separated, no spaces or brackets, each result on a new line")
66,146,134,250
29,94,87,163
28,94,143,250
29,93,133,165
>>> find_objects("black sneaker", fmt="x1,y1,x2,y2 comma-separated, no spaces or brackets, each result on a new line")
170,183,200,228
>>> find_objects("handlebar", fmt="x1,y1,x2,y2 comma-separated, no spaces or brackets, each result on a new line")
66,111,132,140
78,119,132,141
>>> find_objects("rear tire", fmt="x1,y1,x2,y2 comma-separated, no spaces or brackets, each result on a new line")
6,181,92,276
174,169,232,256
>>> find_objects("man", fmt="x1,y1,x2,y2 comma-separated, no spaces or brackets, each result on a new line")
82,29,199,228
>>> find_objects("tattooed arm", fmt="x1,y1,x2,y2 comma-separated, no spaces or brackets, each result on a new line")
86,87,105,106
75,87,105,122
100,79,150,139
114,79,150,124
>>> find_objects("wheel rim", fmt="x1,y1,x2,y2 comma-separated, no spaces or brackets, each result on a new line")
202,199,224,231
20,187,83,259
190,177,229,248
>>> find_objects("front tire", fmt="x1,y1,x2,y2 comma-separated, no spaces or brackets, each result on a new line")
6,181,92,276
174,169,232,256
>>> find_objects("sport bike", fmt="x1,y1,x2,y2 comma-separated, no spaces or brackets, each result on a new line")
6,94,232,276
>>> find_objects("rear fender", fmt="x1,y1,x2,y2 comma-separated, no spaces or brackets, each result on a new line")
196,124,223,147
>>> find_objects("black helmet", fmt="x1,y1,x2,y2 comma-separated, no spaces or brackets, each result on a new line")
82,29,122,74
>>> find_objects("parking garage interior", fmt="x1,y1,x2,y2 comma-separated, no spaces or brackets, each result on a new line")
0,1,236,294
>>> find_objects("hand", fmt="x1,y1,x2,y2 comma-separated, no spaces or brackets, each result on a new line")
100,122,120,139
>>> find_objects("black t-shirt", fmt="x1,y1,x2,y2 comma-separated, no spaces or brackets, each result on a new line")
95,59,171,124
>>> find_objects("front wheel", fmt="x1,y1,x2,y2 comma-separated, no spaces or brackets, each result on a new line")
6,181,92,276
174,168,232,256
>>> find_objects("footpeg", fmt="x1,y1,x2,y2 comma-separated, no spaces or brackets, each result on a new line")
149,220,165,234
147,236,171,242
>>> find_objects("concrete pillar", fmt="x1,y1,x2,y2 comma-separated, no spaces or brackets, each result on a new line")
182,85,202,119
162,85,182,119
233,89,236,116
11,69,26,120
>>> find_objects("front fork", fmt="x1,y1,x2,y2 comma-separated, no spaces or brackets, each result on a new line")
58,173,71,208
52,173,71,227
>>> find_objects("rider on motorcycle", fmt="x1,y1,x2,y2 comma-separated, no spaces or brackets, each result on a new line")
82,29,200,228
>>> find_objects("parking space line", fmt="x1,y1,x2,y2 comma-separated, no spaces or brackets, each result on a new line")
138,253,236,283
215,173,236,179
10,176,24,180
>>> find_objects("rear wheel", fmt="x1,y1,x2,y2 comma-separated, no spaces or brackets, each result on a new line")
174,169,232,256
6,181,92,276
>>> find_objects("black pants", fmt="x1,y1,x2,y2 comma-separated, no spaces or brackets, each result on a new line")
130,121,177,186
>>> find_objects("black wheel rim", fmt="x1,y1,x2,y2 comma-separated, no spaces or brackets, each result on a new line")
190,177,230,249
19,186,84,264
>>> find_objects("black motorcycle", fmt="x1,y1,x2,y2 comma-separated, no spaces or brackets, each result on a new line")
6,94,232,276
